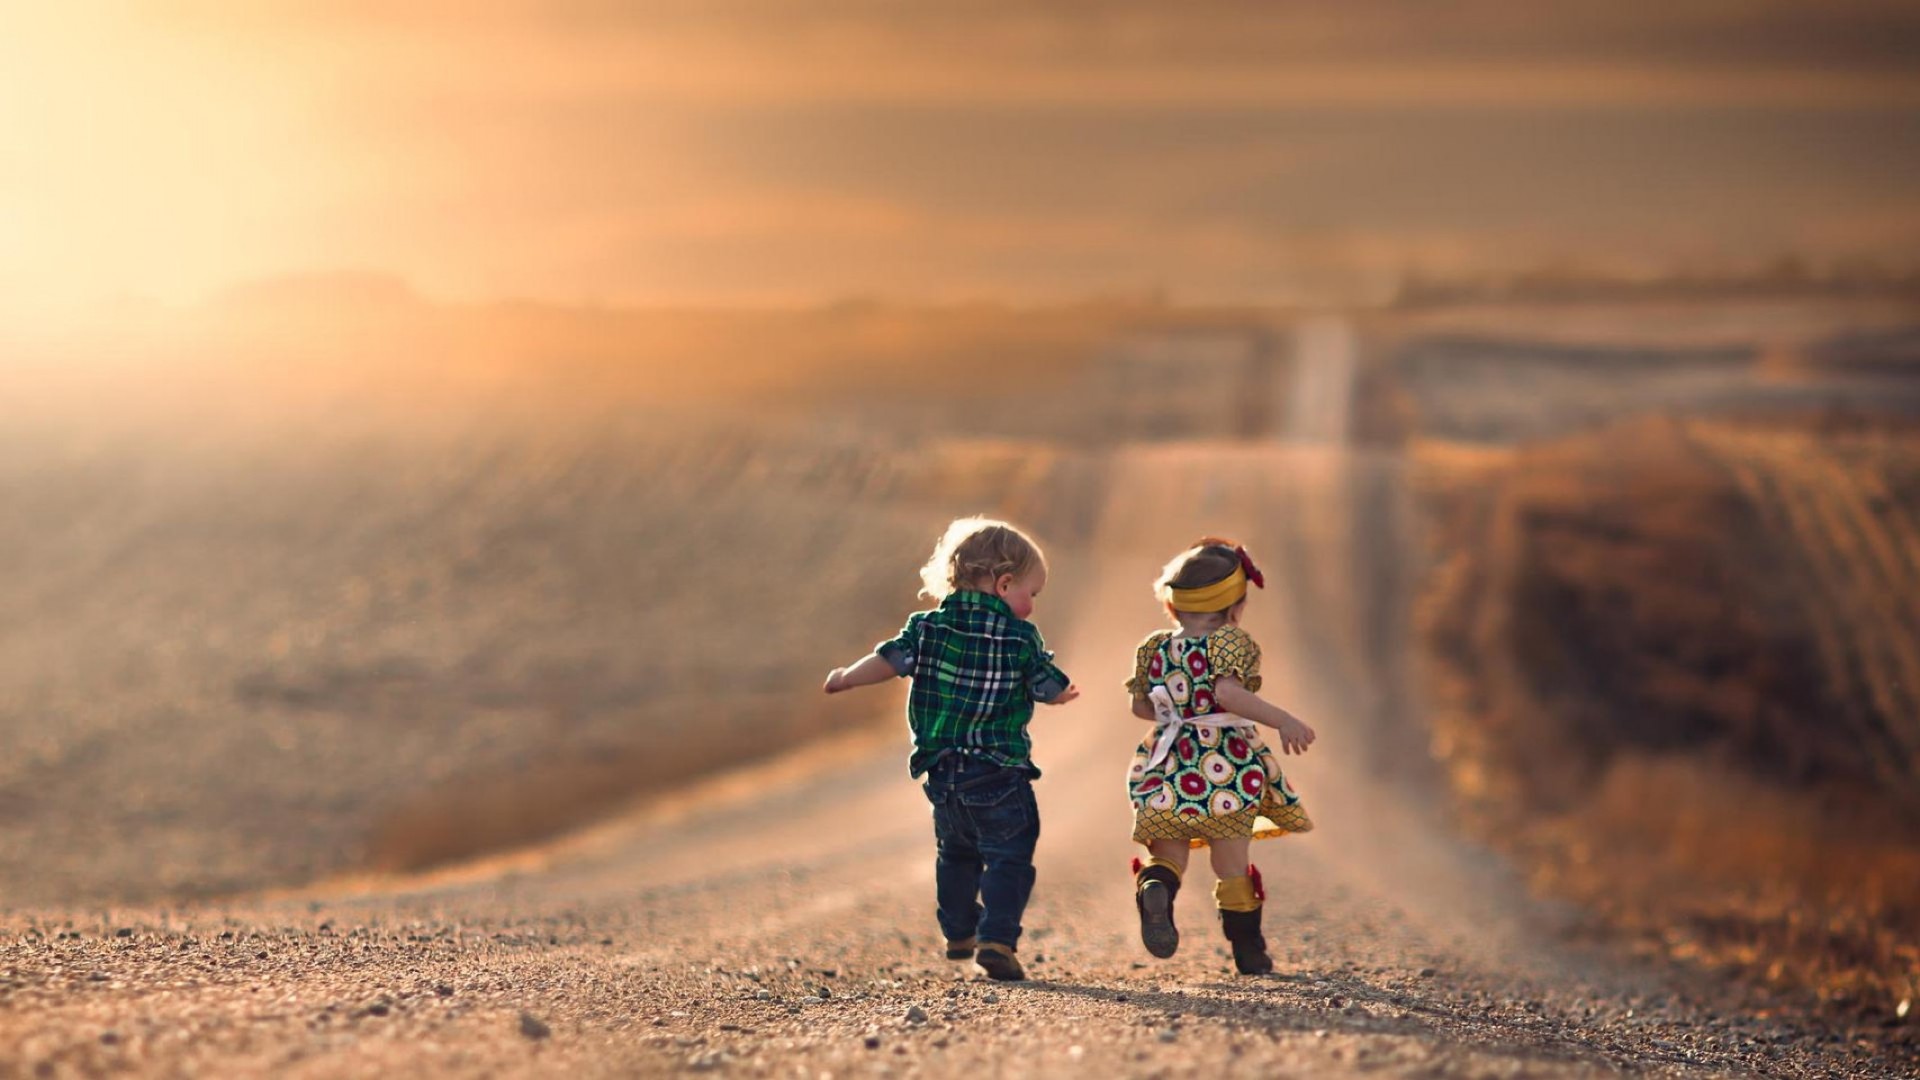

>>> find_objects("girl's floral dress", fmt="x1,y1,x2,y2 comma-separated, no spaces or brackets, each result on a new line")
1124,625,1313,847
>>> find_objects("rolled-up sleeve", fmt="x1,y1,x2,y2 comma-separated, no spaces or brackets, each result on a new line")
1026,630,1071,703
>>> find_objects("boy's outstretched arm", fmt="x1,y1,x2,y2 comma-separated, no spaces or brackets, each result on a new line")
1213,677,1316,755
823,652,896,694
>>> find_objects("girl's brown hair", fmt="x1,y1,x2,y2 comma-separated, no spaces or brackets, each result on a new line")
919,517,1047,600
1155,536,1244,610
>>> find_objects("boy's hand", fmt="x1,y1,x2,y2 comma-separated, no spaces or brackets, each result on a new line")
822,668,849,694
1042,684,1081,705
1274,712,1316,755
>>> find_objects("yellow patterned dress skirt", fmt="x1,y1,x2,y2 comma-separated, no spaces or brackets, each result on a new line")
1124,626,1313,848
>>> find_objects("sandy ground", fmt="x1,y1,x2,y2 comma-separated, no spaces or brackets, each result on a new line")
3,441,1913,1079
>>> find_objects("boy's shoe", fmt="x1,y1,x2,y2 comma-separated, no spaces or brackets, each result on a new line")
1219,908,1274,975
974,941,1026,981
945,936,977,960
1134,861,1182,959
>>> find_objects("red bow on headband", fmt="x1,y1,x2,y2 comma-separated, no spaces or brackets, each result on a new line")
1236,545,1265,590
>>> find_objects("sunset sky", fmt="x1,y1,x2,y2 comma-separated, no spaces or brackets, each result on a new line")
3,2,1919,317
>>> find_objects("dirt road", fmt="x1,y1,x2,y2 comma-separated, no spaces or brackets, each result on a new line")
1,441,1908,1078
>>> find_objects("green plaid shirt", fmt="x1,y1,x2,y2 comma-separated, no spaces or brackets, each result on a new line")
877,590,1071,778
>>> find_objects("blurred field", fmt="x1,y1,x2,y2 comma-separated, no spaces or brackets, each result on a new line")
1372,298,1920,445
0,411,921,902
1400,304,1920,1015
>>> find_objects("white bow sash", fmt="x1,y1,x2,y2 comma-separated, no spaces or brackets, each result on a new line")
1143,685,1258,771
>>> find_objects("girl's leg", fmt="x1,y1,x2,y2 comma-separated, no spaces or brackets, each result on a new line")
1147,839,1191,875
1206,837,1249,879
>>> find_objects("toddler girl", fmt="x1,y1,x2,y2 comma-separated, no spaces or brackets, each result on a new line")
824,517,1078,980
1124,538,1315,974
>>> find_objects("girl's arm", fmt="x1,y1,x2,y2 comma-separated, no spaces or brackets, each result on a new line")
823,652,896,694
1213,677,1316,755
1131,693,1155,721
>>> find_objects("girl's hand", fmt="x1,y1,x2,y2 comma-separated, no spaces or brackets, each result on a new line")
822,668,849,694
1274,713,1316,755
1042,685,1081,705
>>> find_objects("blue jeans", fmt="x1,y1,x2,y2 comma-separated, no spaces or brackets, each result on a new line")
921,753,1041,948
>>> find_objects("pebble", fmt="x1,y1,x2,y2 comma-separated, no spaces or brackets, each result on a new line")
1158,1028,1178,1043
905,1005,928,1024
518,1012,552,1040
754,989,773,1001
983,992,999,1004
863,1034,881,1050
688,1050,728,1071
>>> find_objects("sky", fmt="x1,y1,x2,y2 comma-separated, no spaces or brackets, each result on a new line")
2,2,1919,316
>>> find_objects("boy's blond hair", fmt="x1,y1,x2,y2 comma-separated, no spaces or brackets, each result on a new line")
919,517,1046,601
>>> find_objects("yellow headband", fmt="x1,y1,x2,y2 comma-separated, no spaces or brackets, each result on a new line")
1168,565,1247,612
